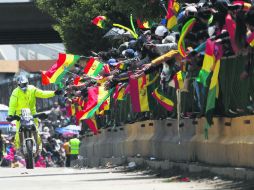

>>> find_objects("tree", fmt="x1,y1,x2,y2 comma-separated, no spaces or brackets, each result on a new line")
35,0,163,54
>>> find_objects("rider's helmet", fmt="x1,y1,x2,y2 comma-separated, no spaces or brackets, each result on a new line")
17,75,29,91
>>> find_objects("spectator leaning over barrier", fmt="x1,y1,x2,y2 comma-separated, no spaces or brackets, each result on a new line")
69,134,81,164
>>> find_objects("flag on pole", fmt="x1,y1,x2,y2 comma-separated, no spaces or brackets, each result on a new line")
41,53,80,85
83,57,104,77
137,19,151,29
76,86,113,120
92,16,107,29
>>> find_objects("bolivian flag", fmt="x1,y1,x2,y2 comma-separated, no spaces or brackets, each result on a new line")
66,104,76,117
247,32,254,47
129,74,150,112
169,71,185,90
166,0,178,30
42,53,80,85
137,19,151,29
85,118,98,135
76,86,113,120
84,57,104,77
113,84,126,103
152,88,174,111
196,39,215,87
204,59,221,139
92,16,107,29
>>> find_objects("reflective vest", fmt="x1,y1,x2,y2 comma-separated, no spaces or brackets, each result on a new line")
8,85,55,116
69,138,80,155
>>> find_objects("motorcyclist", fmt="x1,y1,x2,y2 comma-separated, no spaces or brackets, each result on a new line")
6,75,62,153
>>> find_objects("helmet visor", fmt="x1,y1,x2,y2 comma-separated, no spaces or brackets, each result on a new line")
19,82,28,88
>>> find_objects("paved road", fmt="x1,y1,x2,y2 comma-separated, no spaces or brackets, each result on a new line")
0,167,245,190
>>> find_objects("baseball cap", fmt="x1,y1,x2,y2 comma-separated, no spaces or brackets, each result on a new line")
155,25,168,37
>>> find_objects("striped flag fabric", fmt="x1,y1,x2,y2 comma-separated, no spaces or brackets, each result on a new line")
76,86,113,120
152,88,174,111
204,59,221,139
41,53,80,85
113,84,126,103
84,57,104,77
166,0,178,30
167,9,177,30
116,63,128,71
85,118,98,135
137,19,151,29
66,104,76,117
169,71,185,89
247,32,254,47
196,39,215,87
92,16,107,29
129,74,150,112
233,1,251,11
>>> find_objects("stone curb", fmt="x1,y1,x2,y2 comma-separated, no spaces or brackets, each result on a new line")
81,156,254,180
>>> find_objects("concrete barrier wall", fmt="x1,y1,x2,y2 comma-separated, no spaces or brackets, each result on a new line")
80,115,254,168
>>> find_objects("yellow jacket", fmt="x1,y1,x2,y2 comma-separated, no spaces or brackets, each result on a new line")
8,85,55,116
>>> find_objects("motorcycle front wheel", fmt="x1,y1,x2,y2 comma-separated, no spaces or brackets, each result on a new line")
25,140,34,169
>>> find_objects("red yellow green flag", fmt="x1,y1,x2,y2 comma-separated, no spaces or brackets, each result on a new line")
204,59,221,139
129,74,150,112
169,71,185,89
76,86,113,120
85,118,98,135
137,19,151,29
41,53,80,85
113,84,126,103
166,0,178,30
196,39,215,87
247,32,254,47
83,57,104,77
66,104,76,117
92,16,107,29
152,88,174,111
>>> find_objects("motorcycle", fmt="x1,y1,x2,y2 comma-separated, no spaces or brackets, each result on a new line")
9,108,47,169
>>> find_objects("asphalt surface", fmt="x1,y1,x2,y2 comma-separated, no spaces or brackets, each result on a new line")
0,167,250,190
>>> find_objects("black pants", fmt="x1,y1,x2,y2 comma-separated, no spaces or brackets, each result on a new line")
70,154,78,162
0,151,3,162
65,154,71,167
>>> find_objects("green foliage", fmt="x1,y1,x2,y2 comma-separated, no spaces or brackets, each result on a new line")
35,0,163,54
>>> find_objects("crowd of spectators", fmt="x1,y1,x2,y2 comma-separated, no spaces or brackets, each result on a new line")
61,0,254,134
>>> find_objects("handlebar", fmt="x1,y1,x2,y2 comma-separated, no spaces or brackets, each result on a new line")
6,112,48,122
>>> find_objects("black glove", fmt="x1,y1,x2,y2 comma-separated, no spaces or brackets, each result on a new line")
6,115,13,122
54,89,63,96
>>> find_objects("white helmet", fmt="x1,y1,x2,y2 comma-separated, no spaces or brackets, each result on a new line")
17,75,28,91
155,25,168,37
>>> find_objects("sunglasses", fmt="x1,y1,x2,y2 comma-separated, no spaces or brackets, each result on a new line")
19,83,28,88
